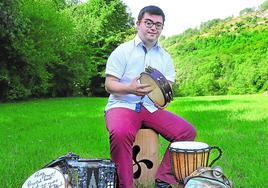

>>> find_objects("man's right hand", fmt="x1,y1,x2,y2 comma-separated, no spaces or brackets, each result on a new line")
128,77,153,96
105,75,152,96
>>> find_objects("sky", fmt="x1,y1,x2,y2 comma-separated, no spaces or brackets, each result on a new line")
122,0,266,37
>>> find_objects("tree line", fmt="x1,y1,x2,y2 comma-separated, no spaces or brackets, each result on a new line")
1,0,268,101
161,2,268,96
0,0,134,101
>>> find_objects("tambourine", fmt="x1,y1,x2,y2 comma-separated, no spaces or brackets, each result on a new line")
140,66,173,107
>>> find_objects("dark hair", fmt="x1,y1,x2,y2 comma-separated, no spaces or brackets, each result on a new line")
137,5,165,23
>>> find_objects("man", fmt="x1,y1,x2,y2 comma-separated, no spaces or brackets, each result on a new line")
104,5,196,188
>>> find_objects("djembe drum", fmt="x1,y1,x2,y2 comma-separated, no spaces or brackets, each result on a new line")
140,66,173,107
169,141,222,184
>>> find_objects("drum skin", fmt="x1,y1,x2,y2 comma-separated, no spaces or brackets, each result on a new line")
140,73,166,106
22,167,67,188
140,66,173,107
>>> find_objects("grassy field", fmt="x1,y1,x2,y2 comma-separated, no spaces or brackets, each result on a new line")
0,94,267,187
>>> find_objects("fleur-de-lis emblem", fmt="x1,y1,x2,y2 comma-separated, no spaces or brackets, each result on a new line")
132,145,153,179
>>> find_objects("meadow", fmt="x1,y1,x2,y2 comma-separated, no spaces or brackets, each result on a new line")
0,94,267,187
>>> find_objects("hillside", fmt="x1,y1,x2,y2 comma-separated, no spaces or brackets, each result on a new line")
162,9,268,96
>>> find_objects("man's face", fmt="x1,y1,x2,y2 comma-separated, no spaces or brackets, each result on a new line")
137,13,164,45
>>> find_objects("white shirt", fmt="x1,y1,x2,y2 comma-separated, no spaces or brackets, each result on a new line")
105,35,175,113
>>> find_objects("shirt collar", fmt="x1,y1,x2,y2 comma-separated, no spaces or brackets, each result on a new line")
134,35,160,49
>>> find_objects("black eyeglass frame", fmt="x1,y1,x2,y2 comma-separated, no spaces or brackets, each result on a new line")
141,19,164,30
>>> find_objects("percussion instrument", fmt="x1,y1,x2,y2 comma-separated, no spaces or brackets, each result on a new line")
22,153,116,188
133,128,159,186
140,66,173,107
184,166,233,188
169,141,222,183
66,158,116,188
22,168,67,188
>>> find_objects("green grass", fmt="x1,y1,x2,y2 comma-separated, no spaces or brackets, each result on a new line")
0,94,267,187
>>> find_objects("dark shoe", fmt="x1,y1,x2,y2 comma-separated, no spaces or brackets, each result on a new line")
155,179,172,188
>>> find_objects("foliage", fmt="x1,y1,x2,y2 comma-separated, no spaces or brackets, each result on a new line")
2,0,268,100
0,0,134,101
162,8,268,96
259,0,268,10
15,0,89,98
0,0,26,100
70,0,134,96
239,7,255,16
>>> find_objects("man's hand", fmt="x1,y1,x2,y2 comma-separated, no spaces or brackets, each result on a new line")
129,77,153,96
105,75,152,96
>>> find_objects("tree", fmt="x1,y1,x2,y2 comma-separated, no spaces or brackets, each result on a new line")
18,0,90,97
161,8,268,97
0,0,135,100
0,0,31,100
200,18,222,31
239,8,255,16
71,0,134,96
259,0,268,10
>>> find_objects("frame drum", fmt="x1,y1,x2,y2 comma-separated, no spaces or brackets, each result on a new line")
140,66,173,107
169,141,222,183
22,168,67,188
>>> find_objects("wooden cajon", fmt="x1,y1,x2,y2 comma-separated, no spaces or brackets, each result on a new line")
133,127,159,187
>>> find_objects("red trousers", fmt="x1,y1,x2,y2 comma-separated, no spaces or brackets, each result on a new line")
105,106,196,187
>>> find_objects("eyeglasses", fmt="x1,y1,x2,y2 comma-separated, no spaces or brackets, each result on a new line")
142,20,163,30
